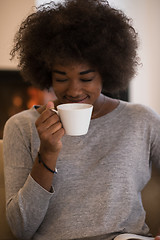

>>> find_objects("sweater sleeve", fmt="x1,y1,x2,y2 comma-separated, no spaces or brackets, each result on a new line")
149,111,160,168
3,112,54,240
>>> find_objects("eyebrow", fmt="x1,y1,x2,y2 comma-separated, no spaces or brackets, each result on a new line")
53,70,66,75
79,69,95,75
53,69,95,75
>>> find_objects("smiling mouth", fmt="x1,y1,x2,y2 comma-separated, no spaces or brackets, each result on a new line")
64,96,89,103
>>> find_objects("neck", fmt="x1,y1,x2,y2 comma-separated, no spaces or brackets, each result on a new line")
92,94,119,119
92,94,106,119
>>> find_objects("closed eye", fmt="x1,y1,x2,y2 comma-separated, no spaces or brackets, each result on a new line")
55,79,68,82
80,78,93,82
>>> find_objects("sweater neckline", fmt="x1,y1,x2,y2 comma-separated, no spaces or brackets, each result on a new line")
91,100,127,123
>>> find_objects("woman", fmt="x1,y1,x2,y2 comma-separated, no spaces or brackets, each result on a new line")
3,0,160,239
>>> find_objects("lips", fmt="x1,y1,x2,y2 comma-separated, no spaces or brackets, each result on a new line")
64,96,89,103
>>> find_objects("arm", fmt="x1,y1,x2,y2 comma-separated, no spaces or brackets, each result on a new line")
148,111,160,239
3,101,64,239
31,101,65,191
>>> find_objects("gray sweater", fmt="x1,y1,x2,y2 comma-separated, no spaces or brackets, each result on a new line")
3,100,160,240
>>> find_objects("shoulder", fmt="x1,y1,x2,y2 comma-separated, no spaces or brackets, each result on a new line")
3,106,40,138
6,106,39,125
121,101,160,126
126,101,160,117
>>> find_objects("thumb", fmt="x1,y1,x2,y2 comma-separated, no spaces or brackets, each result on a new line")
46,101,54,109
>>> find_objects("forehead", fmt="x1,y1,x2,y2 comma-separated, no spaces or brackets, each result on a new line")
52,61,95,73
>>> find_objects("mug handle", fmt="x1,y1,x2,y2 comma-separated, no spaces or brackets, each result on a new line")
50,108,58,115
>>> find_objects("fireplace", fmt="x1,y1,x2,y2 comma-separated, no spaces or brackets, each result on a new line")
0,70,56,139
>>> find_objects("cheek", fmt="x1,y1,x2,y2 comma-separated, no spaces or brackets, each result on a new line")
92,82,102,95
53,88,64,99
52,81,65,94
52,86,62,100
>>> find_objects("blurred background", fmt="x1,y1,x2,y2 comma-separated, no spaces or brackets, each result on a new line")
0,0,160,138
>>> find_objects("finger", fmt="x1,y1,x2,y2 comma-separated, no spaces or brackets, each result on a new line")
50,127,65,143
46,121,63,135
36,107,58,126
42,113,60,129
38,117,63,139
36,101,55,124
40,123,65,147
36,115,60,137
40,100,59,125
46,101,55,110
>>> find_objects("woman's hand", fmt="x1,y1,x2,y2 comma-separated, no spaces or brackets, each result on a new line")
31,101,65,191
36,101,65,155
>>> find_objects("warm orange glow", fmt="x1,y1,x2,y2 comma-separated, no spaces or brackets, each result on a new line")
13,96,23,107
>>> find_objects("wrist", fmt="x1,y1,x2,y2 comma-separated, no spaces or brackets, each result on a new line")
38,152,58,174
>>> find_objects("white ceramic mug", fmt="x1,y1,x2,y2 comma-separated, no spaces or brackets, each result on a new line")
51,103,93,136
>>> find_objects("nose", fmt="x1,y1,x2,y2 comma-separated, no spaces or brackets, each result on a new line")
66,80,83,97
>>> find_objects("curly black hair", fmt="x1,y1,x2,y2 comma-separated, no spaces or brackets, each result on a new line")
11,0,139,93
